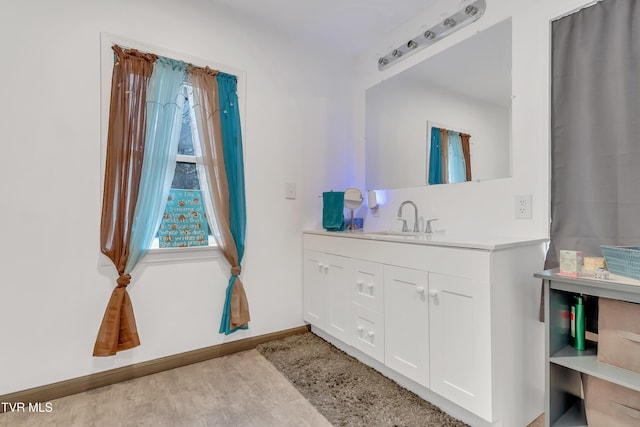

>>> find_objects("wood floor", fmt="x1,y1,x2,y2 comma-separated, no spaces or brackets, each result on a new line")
0,350,331,427
0,349,545,427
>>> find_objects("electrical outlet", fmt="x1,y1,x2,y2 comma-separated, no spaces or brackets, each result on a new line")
514,195,532,219
285,182,296,200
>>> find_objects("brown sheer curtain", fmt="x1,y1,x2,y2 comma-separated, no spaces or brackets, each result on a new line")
460,133,472,181
93,46,157,356
189,66,250,329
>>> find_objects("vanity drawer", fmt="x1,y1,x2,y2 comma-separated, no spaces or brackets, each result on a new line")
351,303,384,363
351,258,384,313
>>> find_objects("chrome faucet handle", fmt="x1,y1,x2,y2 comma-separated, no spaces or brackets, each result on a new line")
425,218,439,233
397,217,408,232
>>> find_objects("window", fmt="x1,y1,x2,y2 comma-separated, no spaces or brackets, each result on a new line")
173,86,200,190
151,85,214,250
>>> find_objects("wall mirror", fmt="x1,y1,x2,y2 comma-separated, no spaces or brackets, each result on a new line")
365,17,512,190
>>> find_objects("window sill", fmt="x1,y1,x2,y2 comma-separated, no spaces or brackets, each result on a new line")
99,243,220,268
143,244,220,264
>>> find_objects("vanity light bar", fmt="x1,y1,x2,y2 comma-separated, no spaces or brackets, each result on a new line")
377,0,486,71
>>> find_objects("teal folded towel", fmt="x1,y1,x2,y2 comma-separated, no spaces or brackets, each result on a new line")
322,191,345,231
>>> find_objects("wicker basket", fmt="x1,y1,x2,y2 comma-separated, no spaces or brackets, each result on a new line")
600,245,640,280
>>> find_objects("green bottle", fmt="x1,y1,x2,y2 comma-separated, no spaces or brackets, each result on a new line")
573,296,586,351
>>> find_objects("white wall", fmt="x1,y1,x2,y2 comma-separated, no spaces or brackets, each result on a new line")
356,0,598,238
0,0,354,394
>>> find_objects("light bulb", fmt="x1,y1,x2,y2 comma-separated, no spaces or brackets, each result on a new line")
465,5,479,16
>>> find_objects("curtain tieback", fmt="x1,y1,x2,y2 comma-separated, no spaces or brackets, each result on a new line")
231,266,241,276
116,274,131,288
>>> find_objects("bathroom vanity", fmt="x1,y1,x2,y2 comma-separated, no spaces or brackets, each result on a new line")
303,230,547,427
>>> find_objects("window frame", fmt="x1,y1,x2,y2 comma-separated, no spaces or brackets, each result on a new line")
99,32,247,265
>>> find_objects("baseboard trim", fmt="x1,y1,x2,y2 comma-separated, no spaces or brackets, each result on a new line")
0,324,309,411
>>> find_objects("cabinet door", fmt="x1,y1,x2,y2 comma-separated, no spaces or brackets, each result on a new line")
429,272,492,421
303,250,328,330
384,265,430,387
325,253,351,343
303,250,351,343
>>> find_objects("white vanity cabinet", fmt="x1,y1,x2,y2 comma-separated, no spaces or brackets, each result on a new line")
302,231,547,427
302,250,352,344
383,266,492,414
303,250,384,353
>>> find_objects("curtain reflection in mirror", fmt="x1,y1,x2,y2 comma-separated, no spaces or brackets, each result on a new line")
428,126,472,185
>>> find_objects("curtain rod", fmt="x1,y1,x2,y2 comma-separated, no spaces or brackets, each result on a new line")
552,0,603,23
112,44,234,78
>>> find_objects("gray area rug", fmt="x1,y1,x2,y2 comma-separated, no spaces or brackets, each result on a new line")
257,332,469,427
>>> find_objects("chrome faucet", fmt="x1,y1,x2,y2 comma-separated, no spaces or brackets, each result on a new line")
425,218,439,234
397,200,419,232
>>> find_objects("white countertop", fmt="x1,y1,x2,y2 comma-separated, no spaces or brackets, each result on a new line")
304,229,548,251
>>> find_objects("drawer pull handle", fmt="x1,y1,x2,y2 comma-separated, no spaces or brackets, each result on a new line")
366,283,374,289
356,280,364,287
368,331,375,337
357,326,364,332
429,290,438,298
416,286,425,293
323,264,329,270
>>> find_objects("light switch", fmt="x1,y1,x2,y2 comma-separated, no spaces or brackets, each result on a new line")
285,182,296,199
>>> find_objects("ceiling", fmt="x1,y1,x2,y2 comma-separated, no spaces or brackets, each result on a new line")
211,0,442,56
211,1,510,106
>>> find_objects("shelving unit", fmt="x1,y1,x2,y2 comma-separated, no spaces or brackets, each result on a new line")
535,269,640,427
